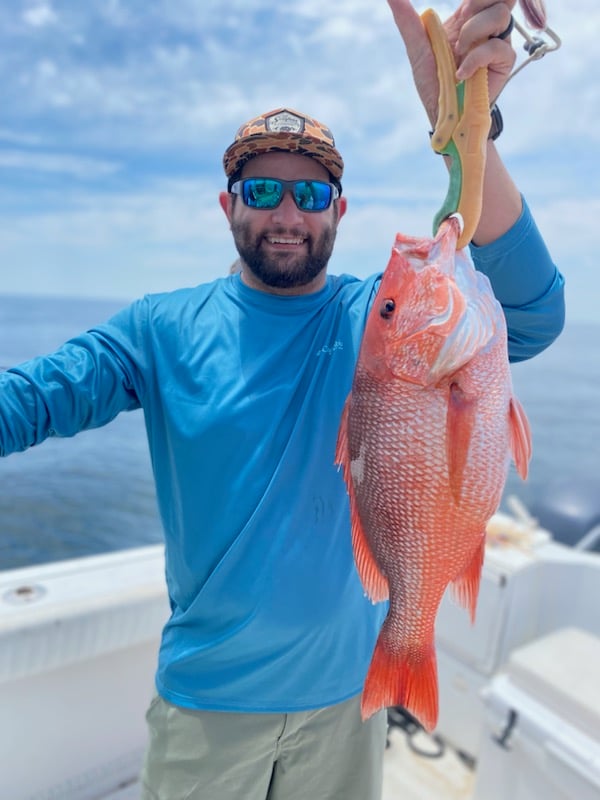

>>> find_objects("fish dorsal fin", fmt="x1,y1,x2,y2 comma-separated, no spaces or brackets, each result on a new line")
351,512,389,603
335,397,389,602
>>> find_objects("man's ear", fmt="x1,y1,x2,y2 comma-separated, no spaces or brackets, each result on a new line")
337,196,348,222
219,191,233,223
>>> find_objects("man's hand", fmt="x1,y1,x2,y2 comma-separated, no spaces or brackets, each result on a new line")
386,0,517,124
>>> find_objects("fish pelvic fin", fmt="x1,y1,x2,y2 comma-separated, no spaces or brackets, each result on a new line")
451,534,485,623
446,381,478,505
509,395,532,480
361,631,439,733
335,397,389,603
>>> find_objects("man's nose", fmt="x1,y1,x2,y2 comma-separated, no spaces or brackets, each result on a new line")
270,190,304,224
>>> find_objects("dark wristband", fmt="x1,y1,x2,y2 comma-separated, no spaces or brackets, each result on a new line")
488,104,503,141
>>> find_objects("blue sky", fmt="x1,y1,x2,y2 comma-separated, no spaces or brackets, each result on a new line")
0,0,598,324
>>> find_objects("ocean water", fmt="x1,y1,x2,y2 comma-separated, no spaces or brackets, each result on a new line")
1,294,599,571
0,295,162,570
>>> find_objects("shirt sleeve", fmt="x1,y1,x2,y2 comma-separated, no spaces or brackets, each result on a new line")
0,300,147,457
469,196,565,363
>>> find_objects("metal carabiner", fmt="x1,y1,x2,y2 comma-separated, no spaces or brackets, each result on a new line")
503,18,562,90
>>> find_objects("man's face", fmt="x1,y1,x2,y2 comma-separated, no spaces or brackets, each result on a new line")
219,152,346,295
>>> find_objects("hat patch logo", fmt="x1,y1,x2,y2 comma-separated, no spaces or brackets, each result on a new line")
266,110,305,134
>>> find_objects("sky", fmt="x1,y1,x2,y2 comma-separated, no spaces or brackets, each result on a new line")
0,0,598,324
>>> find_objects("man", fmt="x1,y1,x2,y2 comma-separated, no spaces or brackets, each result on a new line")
0,1,564,798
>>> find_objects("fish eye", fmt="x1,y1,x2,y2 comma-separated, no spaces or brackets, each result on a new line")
380,298,396,319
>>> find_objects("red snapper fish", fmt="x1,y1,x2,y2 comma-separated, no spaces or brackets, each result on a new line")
335,215,531,731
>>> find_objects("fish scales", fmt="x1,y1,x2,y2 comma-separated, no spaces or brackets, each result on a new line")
335,216,531,731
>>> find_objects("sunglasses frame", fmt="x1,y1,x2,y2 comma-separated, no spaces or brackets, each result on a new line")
230,177,340,212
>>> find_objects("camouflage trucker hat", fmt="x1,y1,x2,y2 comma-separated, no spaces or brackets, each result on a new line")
223,108,344,186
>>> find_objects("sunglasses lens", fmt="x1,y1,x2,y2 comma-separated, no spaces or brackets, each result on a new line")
243,179,283,209
294,181,333,211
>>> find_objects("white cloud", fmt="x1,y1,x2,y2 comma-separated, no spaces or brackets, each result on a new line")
0,150,121,178
0,128,45,146
23,3,57,28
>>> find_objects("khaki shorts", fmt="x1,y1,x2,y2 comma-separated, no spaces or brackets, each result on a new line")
140,693,387,800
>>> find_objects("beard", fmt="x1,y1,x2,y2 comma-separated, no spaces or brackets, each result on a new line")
230,214,338,290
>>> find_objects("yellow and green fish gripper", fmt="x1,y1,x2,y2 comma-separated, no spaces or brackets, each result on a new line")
421,9,491,249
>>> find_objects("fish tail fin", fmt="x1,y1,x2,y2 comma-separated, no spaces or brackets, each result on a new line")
335,397,389,602
509,396,532,480
451,535,485,623
361,630,439,733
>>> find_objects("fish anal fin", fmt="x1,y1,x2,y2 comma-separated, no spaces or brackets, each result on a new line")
361,632,439,733
509,395,532,480
451,535,485,623
446,382,477,505
335,397,388,603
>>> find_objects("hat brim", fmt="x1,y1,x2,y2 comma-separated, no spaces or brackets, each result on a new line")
223,132,344,183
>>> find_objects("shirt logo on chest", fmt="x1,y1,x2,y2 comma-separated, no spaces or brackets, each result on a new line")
316,340,344,358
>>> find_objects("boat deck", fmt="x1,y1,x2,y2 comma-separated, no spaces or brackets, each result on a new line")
383,725,474,800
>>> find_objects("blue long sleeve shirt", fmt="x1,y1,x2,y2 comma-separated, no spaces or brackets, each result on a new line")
0,198,564,711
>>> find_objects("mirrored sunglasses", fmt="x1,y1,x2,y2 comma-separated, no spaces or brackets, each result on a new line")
230,177,339,212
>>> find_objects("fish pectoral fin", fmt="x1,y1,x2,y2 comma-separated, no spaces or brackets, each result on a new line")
361,630,439,733
450,534,485,623
335,397,388,603
446,382,477,505
508,395,532,480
